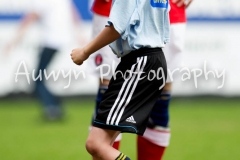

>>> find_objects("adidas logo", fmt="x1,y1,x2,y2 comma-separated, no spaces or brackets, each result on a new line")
126,116,136,123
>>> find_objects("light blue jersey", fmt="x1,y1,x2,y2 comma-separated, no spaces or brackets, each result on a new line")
108,0,170,57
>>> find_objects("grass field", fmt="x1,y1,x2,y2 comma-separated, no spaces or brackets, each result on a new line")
0,97,240,160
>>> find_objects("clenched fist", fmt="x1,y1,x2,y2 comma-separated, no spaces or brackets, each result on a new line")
70,48,89,65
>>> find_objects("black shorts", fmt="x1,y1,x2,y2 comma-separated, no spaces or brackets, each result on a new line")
93,48,167,135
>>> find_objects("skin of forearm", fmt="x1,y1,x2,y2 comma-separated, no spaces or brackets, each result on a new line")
84,25,120,56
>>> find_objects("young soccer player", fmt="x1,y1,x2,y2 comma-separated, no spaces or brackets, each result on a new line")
88,0,193,159
137,1,193,160
71,0,170,159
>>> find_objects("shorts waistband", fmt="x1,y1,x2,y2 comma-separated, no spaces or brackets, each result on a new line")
121,48,163,61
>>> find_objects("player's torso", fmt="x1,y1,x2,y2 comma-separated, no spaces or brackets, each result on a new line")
33,0,74,48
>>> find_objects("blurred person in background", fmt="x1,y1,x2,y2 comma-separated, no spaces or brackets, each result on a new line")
5,0,80,120
137,0,193,159
88,0,193,159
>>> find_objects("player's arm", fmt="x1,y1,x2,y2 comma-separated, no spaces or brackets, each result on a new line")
71,0,134,65
172,0,193,8
71,24,120,65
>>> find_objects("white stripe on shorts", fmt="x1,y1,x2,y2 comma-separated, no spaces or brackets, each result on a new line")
110,57,144,125
115,56,147,125
106,57,142,125
107,56,147,125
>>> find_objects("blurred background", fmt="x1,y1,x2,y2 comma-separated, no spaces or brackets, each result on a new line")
0,0,239,160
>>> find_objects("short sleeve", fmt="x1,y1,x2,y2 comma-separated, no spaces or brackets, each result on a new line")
107,0,137,37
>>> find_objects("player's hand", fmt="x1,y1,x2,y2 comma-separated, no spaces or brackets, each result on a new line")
70,47,89,65
104,0,110,2
172,0,193,8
